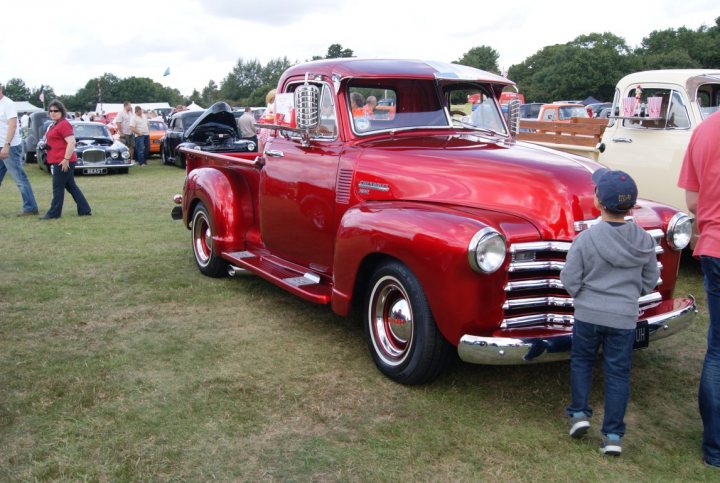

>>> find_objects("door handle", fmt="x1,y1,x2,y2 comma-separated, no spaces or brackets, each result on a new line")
612,137,633,143
265,149,284,157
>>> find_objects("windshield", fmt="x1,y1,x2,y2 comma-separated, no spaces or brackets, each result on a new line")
558,106,588,120
346,79,506,136
73,123,110,138
149,121,167,131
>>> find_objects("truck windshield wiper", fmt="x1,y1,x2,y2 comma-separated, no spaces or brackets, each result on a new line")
452,118,499,136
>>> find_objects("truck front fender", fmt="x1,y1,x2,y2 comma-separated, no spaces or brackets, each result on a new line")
184,167,255,256
331,201,539,346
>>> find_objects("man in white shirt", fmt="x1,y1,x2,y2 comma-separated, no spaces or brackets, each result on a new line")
130,106,150,166
115,101,135,160
0,83,39,215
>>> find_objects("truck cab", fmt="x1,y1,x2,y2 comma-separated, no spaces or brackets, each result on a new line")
600,69,720,212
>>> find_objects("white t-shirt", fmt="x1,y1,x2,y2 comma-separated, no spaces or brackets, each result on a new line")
0,96,21,146
130,114,150,135
115,109,134,135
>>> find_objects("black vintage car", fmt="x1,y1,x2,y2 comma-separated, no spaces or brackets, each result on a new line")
23,111,49,163
160,102,256,168
37,121,133,175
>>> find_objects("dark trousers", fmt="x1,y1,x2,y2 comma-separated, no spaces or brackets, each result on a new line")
135,135,150,165
700,256,720,465
45,163,91,218
120,133,134,160
566,319,635,437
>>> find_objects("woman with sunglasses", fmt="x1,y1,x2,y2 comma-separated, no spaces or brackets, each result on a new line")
42,100,91,219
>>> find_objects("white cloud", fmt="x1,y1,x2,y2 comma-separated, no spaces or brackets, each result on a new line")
3,0,719,97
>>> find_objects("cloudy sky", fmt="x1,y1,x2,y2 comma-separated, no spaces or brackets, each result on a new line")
4,0,719,98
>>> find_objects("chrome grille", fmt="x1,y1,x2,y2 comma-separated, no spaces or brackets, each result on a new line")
81,149,106,163
503,225,664,329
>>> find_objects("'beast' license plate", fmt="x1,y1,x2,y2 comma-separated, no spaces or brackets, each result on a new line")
83,168,107,175
633,320,649,349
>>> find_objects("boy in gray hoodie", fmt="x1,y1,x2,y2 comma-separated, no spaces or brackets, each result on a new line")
560,168,659,456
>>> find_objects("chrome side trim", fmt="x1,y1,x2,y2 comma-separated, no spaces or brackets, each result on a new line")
508,260,661,273
501,313,575,328
502,292,664,327
504,279,565,291
509,260,565,272
459,296,697,365
509,241,572,253
502,296,573,310
574,216,634,232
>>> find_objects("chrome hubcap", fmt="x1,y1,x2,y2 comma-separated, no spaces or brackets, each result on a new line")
192,213,211,266
370,276,414,366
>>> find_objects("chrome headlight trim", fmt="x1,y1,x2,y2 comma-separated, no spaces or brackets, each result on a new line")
468,227,507,274
121,151,130,159
667,212,692,251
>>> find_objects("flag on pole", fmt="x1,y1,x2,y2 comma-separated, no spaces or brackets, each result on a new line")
163,67,171,77
39,85,45,103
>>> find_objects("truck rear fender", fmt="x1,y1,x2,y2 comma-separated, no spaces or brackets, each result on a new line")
185,167,255,255
331,202,540,345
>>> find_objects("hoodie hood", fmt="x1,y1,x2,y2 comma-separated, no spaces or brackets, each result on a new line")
588,221,656,268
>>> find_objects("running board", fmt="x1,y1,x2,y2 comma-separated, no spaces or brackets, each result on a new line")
223,250,331,304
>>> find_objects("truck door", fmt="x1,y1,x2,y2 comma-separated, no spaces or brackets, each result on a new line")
258,83,343,274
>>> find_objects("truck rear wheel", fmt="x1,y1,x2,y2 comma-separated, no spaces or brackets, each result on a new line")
191,202,228,277
364,260,451,385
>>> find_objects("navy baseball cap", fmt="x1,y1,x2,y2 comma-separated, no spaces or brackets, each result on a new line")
591,168,638,213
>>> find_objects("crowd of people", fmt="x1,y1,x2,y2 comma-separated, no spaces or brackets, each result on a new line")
1,81,719,469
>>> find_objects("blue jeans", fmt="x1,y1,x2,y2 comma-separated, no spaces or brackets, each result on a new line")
566,319,635,436
0,144,38,212
700,256,720,465
134,135,150,165
45,163,91,218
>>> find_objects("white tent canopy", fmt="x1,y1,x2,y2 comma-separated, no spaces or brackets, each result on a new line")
186,102,204,111
14,101,43,113
93,102,172,115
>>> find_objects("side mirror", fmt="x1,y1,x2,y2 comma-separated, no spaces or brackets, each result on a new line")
295,84,319,131
507,99,521,137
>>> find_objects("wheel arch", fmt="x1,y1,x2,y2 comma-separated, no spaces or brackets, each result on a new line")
184,167,255,256
331,201,539,346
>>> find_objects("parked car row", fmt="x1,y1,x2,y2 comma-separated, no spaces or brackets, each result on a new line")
22,102,258,173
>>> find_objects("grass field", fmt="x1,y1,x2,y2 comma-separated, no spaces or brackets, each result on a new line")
0,159,715,481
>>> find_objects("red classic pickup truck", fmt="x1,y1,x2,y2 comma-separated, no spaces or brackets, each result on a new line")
172,58,696,385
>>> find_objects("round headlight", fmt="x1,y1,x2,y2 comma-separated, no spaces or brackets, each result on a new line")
667,212,692,250
248,142,256,151
468,228,507,273
111,151,119,159
122,151,130,159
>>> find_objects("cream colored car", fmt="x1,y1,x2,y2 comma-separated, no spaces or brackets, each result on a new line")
600,69,720,212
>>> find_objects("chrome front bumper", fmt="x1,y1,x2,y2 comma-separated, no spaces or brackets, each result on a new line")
457,296,697,365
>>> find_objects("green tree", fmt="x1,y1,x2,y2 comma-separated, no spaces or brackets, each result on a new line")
637,18,720,68
455,46,500,74
219,58,264,104
508,33,634,102
2,78,32,101
200,81,219,106
312,43,354,60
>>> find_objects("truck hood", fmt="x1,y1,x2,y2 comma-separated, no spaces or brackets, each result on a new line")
185,101,239,142
352,134,612,240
